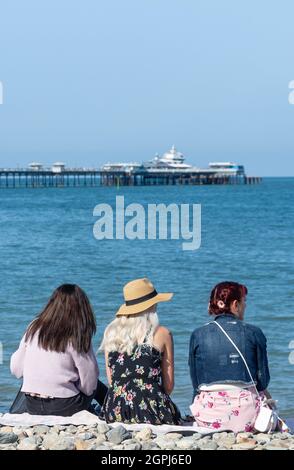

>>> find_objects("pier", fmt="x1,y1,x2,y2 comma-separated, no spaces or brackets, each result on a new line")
0,167,262,188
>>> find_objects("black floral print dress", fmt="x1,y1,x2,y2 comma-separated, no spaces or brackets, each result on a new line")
102,344,181,425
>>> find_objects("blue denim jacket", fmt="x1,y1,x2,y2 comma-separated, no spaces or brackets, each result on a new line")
189,313,270,399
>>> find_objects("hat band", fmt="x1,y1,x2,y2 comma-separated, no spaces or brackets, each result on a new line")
125,289,158,306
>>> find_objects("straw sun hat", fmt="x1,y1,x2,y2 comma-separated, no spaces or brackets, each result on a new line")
116,278,173,316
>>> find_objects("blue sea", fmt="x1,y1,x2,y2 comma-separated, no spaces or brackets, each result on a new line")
0,178,293,417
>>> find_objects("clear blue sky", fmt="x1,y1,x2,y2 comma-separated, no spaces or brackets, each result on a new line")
0,0,294,176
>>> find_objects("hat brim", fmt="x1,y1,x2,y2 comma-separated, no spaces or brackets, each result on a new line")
116,292,173,316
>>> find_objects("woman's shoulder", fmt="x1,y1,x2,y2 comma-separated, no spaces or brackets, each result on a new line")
154,325,173,339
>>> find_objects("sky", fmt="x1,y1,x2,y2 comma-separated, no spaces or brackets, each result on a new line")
0,0,294,176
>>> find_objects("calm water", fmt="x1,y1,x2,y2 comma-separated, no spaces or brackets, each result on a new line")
0,178,293,417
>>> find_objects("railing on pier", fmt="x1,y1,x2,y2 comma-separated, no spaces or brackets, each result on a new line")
0,168,262,188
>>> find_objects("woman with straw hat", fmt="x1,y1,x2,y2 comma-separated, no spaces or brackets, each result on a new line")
100,278,181,425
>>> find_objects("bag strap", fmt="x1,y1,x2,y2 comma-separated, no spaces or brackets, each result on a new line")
212,320,259,396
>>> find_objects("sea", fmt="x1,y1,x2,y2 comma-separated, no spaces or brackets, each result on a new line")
0,177,293,418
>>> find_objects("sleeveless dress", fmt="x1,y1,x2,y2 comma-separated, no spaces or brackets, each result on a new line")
102,344,181,425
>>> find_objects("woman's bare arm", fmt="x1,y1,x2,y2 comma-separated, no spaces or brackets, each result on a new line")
104,351,112,386
154,326,175,395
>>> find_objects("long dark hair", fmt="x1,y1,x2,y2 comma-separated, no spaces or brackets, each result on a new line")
208,281,248,315
25,284,96,353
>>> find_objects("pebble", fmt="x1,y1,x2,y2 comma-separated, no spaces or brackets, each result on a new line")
17,437,39,450
106,425,131,444
0,432,18,444
0,422,293,450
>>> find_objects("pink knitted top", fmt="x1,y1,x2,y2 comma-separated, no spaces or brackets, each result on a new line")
10,332,99,398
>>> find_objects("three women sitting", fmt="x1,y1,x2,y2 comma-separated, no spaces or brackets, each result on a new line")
10,278,273,432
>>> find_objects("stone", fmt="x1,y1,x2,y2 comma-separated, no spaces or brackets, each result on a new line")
0,426,13,433
164,433,183,440
0,443,18,450
32,425,50,435
75,439,95,450
155,439,176,449
232,440,257,450
141,442,159,450
176,438,195,449
135,428,153,441
236,432,253,441
97,423,110,434
265,439,291,450
124,443,142,450
106,426,131,445
17,437,39,450
94,435,107,446
0,433,18,444
75,432,96,440
236,436,257,445
192,432,203,441
255,433,271,444
42,432,61,449
217,437,236,449
212,432,228,441
50,437,75,450
113,444,125,450
12,427,28,436
199,441,218,450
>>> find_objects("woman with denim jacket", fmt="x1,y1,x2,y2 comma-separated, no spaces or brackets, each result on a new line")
189,281,273,433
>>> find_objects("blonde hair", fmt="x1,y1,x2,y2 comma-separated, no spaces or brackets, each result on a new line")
100,307,159,355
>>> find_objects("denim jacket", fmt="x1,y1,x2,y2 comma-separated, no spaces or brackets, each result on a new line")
189,313,270,399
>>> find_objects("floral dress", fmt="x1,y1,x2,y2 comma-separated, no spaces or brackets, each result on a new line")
102,344,181,425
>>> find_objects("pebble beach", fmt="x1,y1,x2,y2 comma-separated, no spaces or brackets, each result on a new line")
1,422,294,451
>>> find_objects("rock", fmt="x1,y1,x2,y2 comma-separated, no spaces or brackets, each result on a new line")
75,439,94,450
265,439,291,450
213,432,228,441
135,428,153,441
155,439,176,450
255,434,271,444
232,440,257,450
141,442,159,450
236,436,257,445
17,437,39,450
42,432,60,449
97,423,110,434
0,426,13,433
12,427,28,436
217,437,236,449
236,432,253,442
176,438,195,449
0,432,18,444
199,441,218,450
75,432,96,440
95,435,107,446
32,425,50,435
164,432,183,440
124,443,142,450
66,425,78,434
192,432,203,441
106,426,131,445
113,444,125,450
0,443,17,450
50,437,75,450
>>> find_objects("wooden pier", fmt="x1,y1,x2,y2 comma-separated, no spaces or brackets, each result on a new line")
0,168,262,188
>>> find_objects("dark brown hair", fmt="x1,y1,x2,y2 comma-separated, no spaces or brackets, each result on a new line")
25,284,96,353
208,281,248,315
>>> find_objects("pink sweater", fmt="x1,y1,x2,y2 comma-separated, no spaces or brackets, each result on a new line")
10,333,99,398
